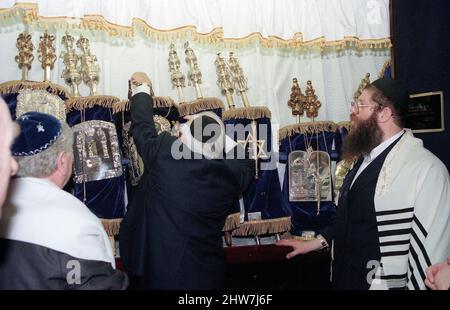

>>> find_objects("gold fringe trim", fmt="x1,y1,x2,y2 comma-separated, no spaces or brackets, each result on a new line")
378,58,392,78
222,212,241,232
100,218,122,236
0,80,70,98
109,236,116,257
0,3,392,51
112,99,130,114
178,97,224,117
111,96,176,114
278,121,338,141
232,216,292,236
337,121,352,132
153,96,175,108
65,95,120,111
222,106,272,121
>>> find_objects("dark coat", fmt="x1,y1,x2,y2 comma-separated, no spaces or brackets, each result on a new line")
0,239,128,289
119,92,254,289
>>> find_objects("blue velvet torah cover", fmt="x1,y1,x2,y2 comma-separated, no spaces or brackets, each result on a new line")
67,106,125,219
279,129,343,236
224,117,288,223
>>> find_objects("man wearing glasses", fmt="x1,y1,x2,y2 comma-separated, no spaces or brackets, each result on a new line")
278,78,450,290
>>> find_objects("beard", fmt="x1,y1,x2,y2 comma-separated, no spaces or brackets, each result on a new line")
341,112,383,162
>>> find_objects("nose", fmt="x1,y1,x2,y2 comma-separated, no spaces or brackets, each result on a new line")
10,158,18,176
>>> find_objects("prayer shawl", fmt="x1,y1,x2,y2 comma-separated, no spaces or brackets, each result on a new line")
370,129,450,290
0,177,115,266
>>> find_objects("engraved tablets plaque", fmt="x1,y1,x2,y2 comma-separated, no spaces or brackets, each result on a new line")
73,120,122,183
288,150,332,202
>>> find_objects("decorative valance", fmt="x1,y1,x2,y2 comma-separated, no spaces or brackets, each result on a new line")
0,0,391,51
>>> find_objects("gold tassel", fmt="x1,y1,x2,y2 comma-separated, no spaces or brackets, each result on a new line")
153,96,175,108
232,216,292,236
0,80,70,98
100,218,122,236
222,106,272,121
109,235,116,257
112,99,130,114
177,97,225,117
65,95,120,111
222,212,241,232
278,121,338,141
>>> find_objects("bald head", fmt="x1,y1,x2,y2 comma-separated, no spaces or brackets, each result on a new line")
0,98,19,211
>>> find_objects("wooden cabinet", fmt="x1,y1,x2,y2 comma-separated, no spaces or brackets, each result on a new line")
225,245,331,290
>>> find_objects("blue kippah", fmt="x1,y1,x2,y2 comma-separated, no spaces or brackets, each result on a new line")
12,112,63,157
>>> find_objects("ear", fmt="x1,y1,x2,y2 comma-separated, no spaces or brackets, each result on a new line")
55,151,71,177
377,105,393,123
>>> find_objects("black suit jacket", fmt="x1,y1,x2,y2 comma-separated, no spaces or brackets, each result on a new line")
119,92,255,289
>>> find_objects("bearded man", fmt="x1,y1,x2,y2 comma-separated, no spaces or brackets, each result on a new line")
277,78,450,290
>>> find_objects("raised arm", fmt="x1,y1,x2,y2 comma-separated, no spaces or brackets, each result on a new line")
129,72,162,165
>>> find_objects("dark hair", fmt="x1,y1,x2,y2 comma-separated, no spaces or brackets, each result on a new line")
364,85,406,128
189,115,221,143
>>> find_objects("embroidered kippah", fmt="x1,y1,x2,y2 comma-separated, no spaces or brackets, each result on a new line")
11,112,63,157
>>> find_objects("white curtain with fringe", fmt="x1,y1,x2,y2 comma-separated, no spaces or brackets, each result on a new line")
0,0,391,126
1,0,390,40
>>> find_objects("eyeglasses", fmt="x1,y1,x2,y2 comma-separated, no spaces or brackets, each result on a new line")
350,101,378,114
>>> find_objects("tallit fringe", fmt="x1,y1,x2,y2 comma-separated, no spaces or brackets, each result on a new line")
278,121,338,141
178,97,225,116
0,80,70,98
337,121,352,132
66,95,120,111
222,212,241,232
100,218,122,236
222,106,272,121
232,216,292,236
112,96,176,113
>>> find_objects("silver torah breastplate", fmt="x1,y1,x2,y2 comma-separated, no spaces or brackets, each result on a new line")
73,120,122,183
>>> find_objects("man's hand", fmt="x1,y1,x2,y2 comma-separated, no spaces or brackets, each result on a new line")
130,72,151,87
425,257,450,290
276,238,322,259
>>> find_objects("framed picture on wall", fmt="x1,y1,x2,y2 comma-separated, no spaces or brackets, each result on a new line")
405,91,444,133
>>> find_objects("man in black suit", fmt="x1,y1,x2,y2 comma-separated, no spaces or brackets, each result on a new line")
119,72,255,290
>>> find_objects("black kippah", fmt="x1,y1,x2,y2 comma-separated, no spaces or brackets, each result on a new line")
371,78,410,111
189,115,221,143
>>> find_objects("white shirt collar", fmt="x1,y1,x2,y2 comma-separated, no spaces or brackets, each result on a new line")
364,129,405,163
132,84,151,96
